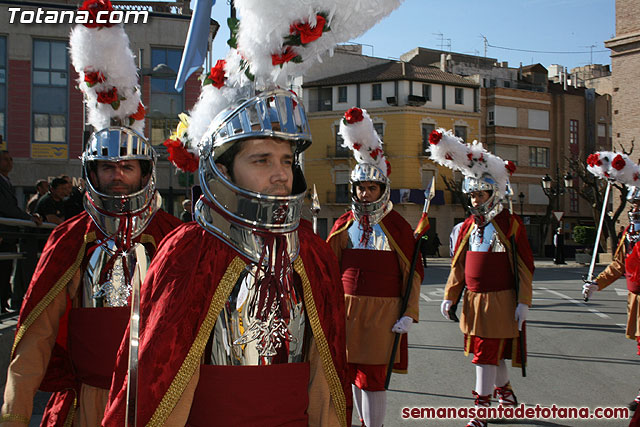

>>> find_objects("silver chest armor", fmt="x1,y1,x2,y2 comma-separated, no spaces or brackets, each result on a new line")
469,222,506,253
347,220,391,251
207,257,308,366
82,240,151,308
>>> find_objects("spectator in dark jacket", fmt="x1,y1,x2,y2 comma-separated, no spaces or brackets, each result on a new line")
26,180,49,214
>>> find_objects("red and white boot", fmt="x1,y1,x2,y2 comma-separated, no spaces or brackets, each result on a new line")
466,391,490,427
493,382,518,407
629,389,640,411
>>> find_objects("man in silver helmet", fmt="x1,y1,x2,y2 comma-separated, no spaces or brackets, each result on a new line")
582,187,640,410
327,107,423,427
105,89,350,427
1,127,181,426
440,175,533,427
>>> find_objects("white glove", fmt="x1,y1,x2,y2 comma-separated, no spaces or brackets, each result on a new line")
515,303,529,331
391,316,413,334
441,300,453,320
582,281,599,300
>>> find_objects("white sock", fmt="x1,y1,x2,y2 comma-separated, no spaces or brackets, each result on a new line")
475,364,497,397
494,359,509,388
362,390,386,427
352,385,363,423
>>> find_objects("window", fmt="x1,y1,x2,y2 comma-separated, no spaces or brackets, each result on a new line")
334,126,350,157
335,170,350,203
489,79,496,88
372,83,382,101
317,87,332,111
338,86,347,103
150,48,184,144
569,119,579,156
422,84,431,101
503,81,511,88
494,144,518,165
570,190,579,213
454,88,464,104
529,147,549,168
421,123,435,154
454,125,467,141
373,123,384,142
0,36,5,145
488,111,495,126
528,109,549,130
32,40,68,153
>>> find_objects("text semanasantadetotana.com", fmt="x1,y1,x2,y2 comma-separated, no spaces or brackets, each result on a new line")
402,404,629,420
7,7,148,25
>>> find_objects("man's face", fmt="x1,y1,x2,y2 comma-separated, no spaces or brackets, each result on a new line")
219,138,294,196
91,160,146,196
0,152,13,175
51,184,68,201
356,181,382,203
469,190,490,207
38,182,49,195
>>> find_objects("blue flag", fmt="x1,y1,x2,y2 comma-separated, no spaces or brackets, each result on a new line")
174,0,215,92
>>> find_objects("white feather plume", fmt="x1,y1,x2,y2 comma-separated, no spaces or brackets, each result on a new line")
587,151,640,187
339,108,387,175
428,128,514,198
69,24,144,133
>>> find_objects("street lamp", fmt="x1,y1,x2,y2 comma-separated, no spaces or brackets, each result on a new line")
540,166,574,264
518,192,525,216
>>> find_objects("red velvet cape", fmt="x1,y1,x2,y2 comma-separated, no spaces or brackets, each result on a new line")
10,210,181,426
104,220,350,426
454,210,534,277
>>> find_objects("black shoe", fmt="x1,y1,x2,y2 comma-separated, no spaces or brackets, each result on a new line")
629,400,638,411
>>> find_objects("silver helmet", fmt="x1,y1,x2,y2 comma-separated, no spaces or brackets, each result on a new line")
195,88,312,261
350,163,391,226
627,187,640,242
462,174,504,226
82,127,159,239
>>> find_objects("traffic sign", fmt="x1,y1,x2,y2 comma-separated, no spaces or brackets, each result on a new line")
553,211,564,222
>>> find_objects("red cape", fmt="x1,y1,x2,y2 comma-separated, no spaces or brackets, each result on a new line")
454,210,534,276
329,209,425,282
105,220,350,426
11,210,181,426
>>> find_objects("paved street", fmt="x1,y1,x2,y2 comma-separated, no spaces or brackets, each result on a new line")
2,259,635,426
382,258,635,426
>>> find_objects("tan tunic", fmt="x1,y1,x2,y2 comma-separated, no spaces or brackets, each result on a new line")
1,270,109,426
328,223,421,365
595,238,640,339
444,222,533,339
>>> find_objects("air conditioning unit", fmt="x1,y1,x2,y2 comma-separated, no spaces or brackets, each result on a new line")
407,95,426,106
386,96,397,106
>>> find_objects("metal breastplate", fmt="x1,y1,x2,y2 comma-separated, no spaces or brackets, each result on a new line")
469,223,505,253
347,220,392,251
206,262,308,366
82,240,151,307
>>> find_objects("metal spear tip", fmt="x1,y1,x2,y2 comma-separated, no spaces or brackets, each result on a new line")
425,176,436,200
311,184,320,213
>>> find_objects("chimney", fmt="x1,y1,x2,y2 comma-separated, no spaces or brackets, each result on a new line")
440,53,446,72
563,67,567,91
401,61,406,76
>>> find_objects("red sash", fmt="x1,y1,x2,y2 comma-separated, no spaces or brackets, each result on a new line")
187,363,310,427
465,252,514,293
67,307,129,389
341,249,401,297
626,244,640,294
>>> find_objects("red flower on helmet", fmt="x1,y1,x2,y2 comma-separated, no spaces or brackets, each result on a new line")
429,130,442,145
290,14,327,45
84,70,106,87
467,152,473,161
634,172,639,182
385,159,391,176
505,160,516,175
206,59,226,89
130,102,145,121
370,147,383,160
79,0,114,28
344,108,364,124
97,87,118,105
612,154,626,171
163,138,199,172
586,153,601,167
271,47,299,66
352,142,362,151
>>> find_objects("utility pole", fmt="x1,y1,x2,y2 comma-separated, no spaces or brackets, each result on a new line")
480,34,488,57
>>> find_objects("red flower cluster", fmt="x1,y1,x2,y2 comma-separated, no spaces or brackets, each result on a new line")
290,14,326,45
352,142,362,151
445,153,453,160
385,159,391,176
634,172,639,182
84,70,105,87
130,103,145,121
207,59,226,89
163,138,199,172
612,154,626,171
429,130,442,145
344,108,363,124
505,160,516,175
79,0,114,28
586,153,602,167
467,152,473,161
271,47,298,66
97,87,118,104
370,147,383,160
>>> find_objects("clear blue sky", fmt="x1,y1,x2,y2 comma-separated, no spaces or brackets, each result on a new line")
207,0,614,71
